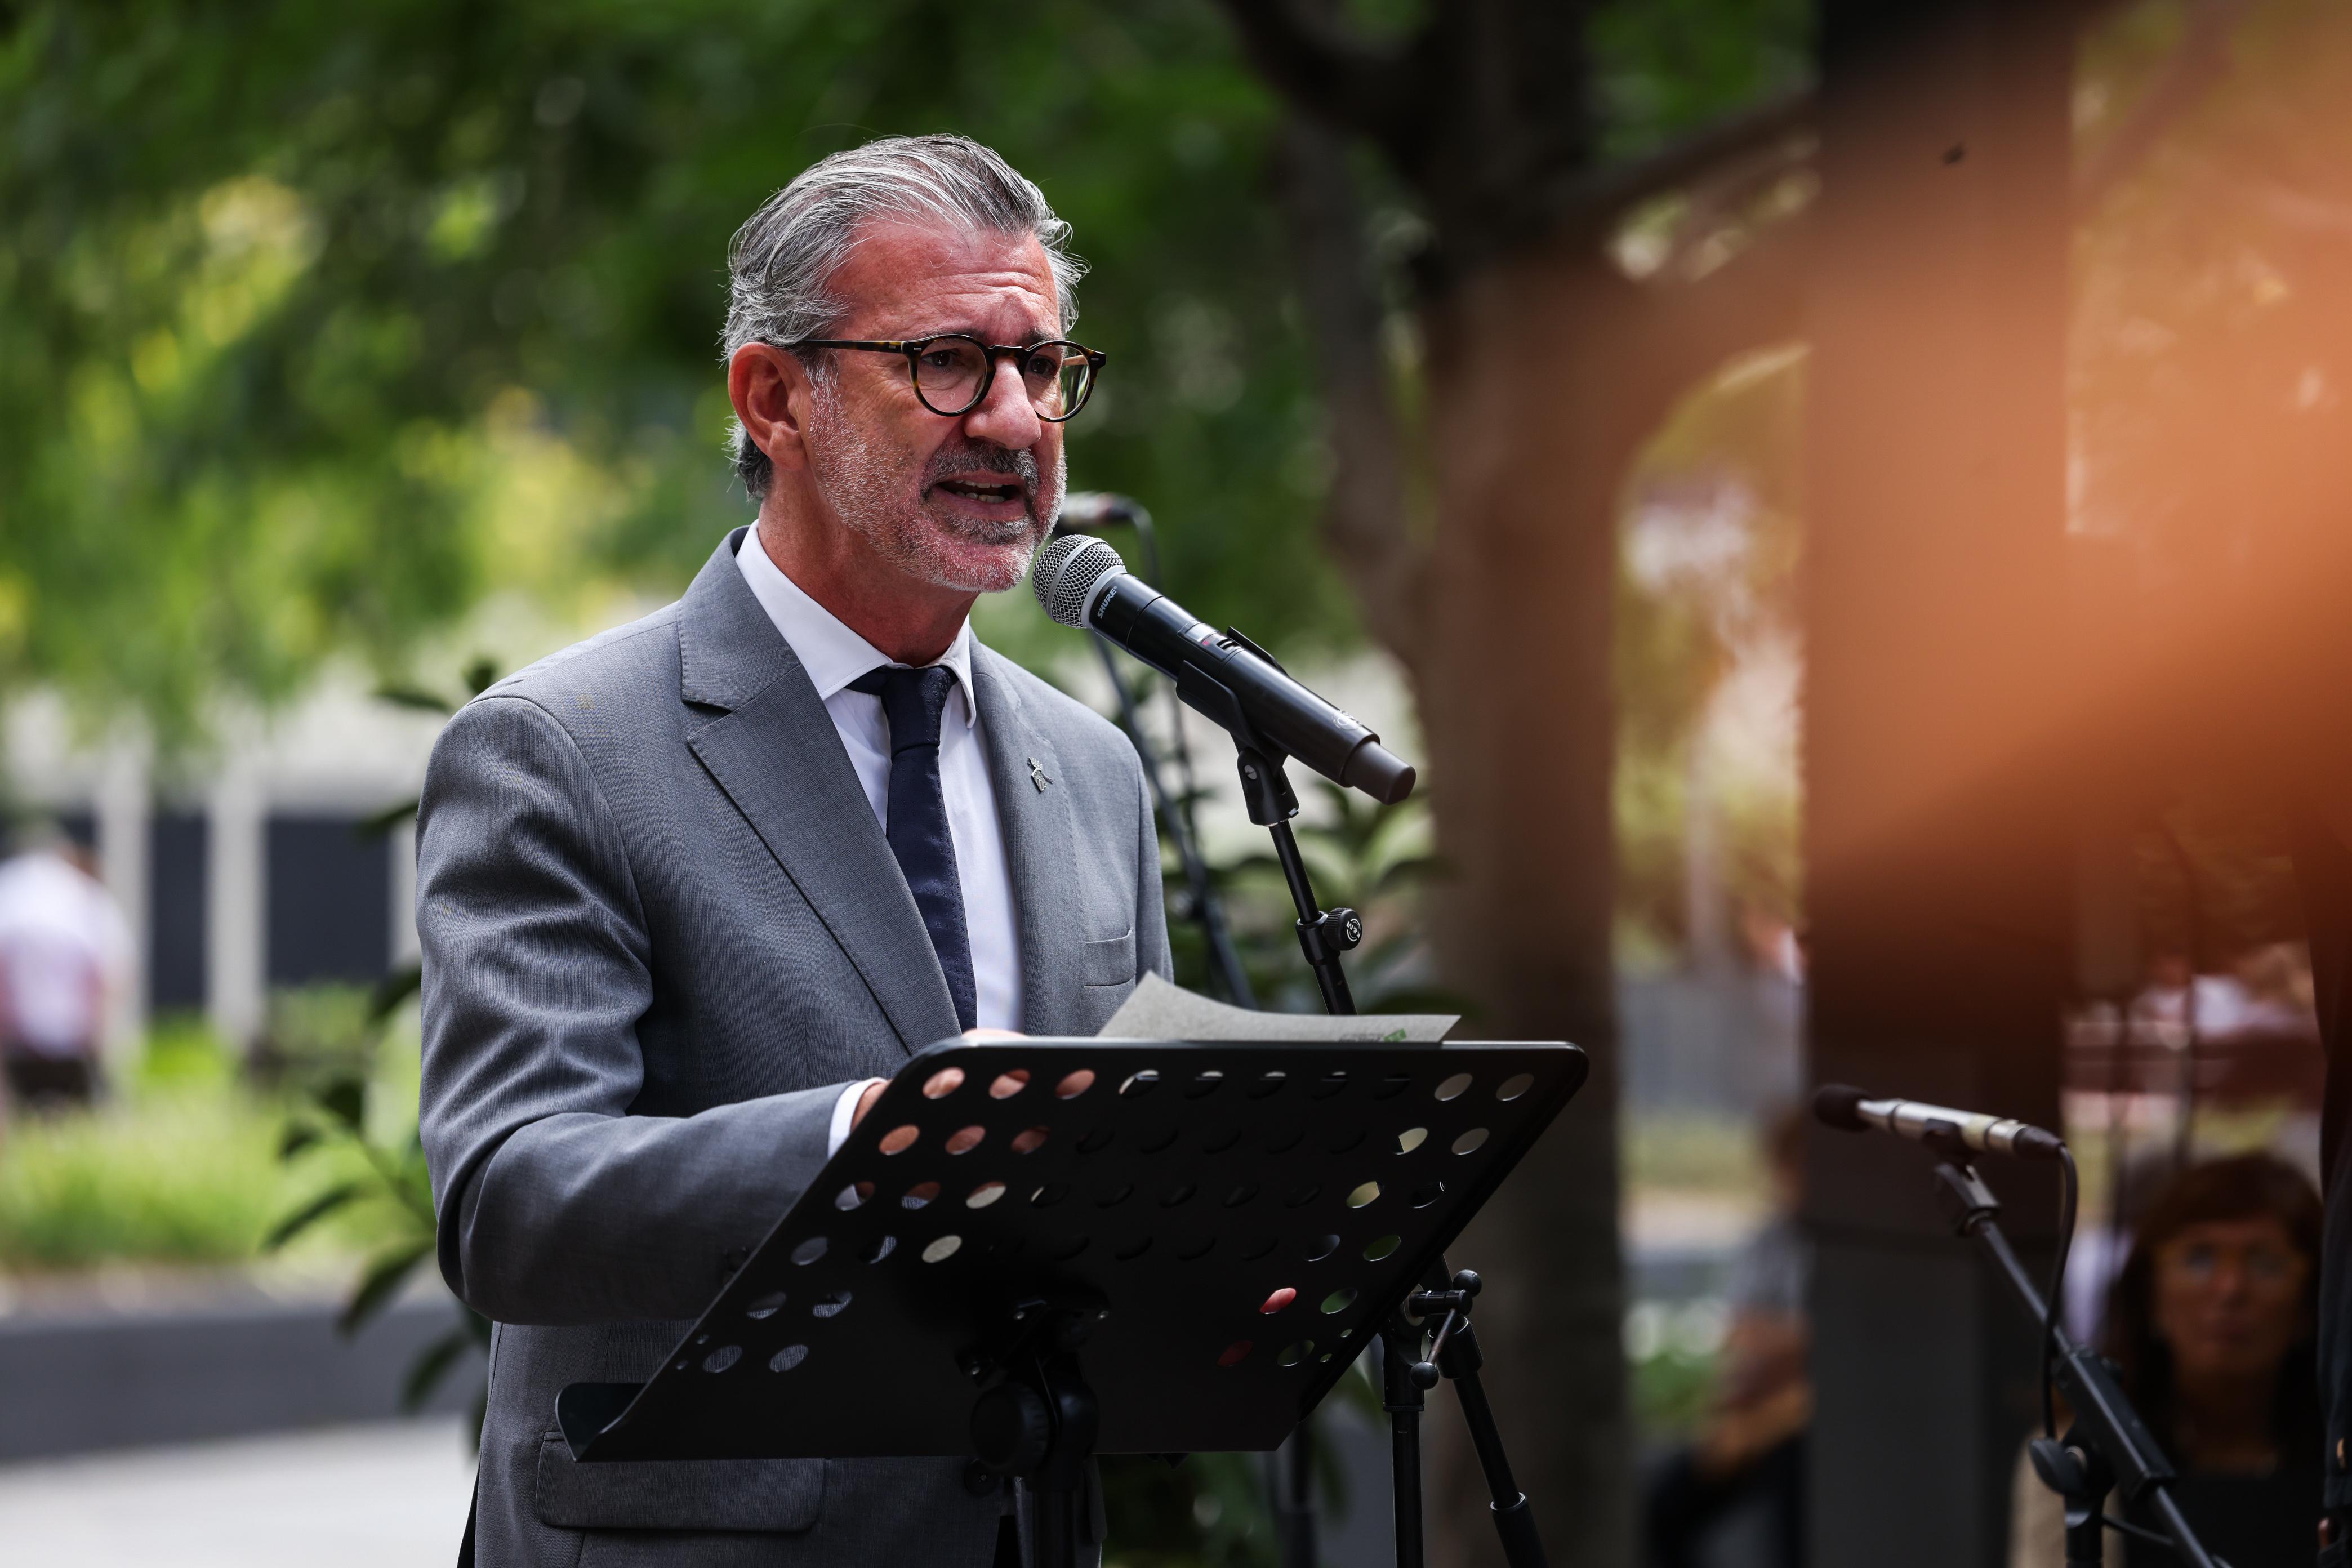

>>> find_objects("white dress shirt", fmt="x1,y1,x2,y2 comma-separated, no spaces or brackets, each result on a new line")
733,532,1023,1152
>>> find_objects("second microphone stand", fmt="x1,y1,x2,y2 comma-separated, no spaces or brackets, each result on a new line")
1929,1150,2220,1568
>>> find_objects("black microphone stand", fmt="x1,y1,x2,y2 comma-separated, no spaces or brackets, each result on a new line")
1927,1149,2220,1568
1227,719,1549,1568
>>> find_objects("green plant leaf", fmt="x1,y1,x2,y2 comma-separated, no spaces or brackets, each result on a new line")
462,657,500,697
355,798,421,838
265,1181,364,1250
318,1075,367,1132
277,1121,323,1161
391,1143,439,1228
1372,854,1440,896
400,1320,480,1412
373,684,456,714
368,964,422,1023
339,1235,435,1337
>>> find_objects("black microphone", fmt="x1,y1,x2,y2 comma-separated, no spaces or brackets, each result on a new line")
1813,1083,2065,1161
1030,534,1416,805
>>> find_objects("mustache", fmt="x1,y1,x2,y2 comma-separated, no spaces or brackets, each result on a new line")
921,444,1041,495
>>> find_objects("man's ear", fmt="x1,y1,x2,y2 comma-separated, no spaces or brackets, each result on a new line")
728,343,816,476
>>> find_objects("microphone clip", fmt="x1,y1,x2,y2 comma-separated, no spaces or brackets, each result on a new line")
1931,1158,2002,1236
1234,745,1300,827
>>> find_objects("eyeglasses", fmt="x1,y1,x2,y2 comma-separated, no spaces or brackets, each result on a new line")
2158,1237,2304,1286
787,335,1105,422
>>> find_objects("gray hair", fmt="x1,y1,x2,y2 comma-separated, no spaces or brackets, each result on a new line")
722,133,1085,502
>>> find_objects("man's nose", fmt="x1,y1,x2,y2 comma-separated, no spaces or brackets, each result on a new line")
962,354,1044,449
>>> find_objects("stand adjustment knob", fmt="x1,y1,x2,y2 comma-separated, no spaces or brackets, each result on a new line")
1325,908,1364,951
971,1383,1054,1475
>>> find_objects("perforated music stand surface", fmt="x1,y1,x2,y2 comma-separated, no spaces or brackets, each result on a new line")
559,1037,1584,1463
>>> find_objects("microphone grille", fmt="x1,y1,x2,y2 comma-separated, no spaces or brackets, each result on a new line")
1031,534,1126,629
1812,1083,1870,1133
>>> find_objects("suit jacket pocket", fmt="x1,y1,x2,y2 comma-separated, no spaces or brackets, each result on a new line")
535,1431,824,1531
1080,928,1137,987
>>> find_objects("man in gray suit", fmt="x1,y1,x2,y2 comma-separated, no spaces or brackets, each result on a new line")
417,134,1169,1567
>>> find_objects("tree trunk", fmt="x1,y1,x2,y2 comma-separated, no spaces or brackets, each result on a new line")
1227,20,1818,1568
1414,242,1661,1568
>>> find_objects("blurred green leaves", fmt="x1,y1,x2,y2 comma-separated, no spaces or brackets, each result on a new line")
0,0,1360,745
1593,0,1811,157
268,986,488,1424
0,1081,287,1267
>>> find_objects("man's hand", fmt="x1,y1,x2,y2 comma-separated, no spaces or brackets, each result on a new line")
847,1028,1030,1130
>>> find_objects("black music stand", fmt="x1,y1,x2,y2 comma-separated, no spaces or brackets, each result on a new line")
557,1036,1585,1567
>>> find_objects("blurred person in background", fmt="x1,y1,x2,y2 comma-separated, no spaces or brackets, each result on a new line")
0,825,131,1110
1643,1106,1811,1568
2008,1154,2321,1568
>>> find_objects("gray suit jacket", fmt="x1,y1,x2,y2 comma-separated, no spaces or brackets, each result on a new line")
417,529,1170,1567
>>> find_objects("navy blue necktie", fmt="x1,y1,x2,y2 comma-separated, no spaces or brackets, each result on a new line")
849,664,977,1031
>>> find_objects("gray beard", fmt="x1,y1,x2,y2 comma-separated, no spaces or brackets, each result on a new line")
807,392,1063,594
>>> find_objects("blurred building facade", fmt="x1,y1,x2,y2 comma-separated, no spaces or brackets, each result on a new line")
4,679,442,1057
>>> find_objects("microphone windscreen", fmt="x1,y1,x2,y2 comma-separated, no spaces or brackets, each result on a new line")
1031,534,1125,629
2010,1125,2065,1161
1341,740,1417,805
1812,1083,1870,1132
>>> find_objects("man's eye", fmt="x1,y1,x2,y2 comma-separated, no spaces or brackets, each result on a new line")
919,350,962,371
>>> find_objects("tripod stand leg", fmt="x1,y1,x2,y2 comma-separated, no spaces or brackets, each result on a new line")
1383,1329,1426,1568
1275,1423,1317,1568
1416,1264,1548,1568
1448,1365,1547,1568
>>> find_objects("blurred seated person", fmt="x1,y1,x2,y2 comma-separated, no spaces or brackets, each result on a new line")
1643,1106,1811,1568
2009,1154,2321,1568
0,827,130,1110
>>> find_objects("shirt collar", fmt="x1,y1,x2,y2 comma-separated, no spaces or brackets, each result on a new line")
733,528,977,728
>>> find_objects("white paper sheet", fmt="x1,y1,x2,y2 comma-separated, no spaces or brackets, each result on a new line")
1096,972,1457,1043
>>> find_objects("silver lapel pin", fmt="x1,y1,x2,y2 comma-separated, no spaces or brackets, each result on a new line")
1027,756,1053,792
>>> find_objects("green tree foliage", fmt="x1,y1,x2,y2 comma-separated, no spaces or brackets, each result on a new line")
0,0,1358,743
1593,0,1811,154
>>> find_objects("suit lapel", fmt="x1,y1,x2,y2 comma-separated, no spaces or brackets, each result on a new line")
972,649,1086,1037
678,532,960,1054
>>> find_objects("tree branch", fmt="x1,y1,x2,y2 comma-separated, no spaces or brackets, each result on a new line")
1214,0,1432,172
1622,210,1812,440
1403,86,1817,296
2074,0,2251,218
1546,88,1818,250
